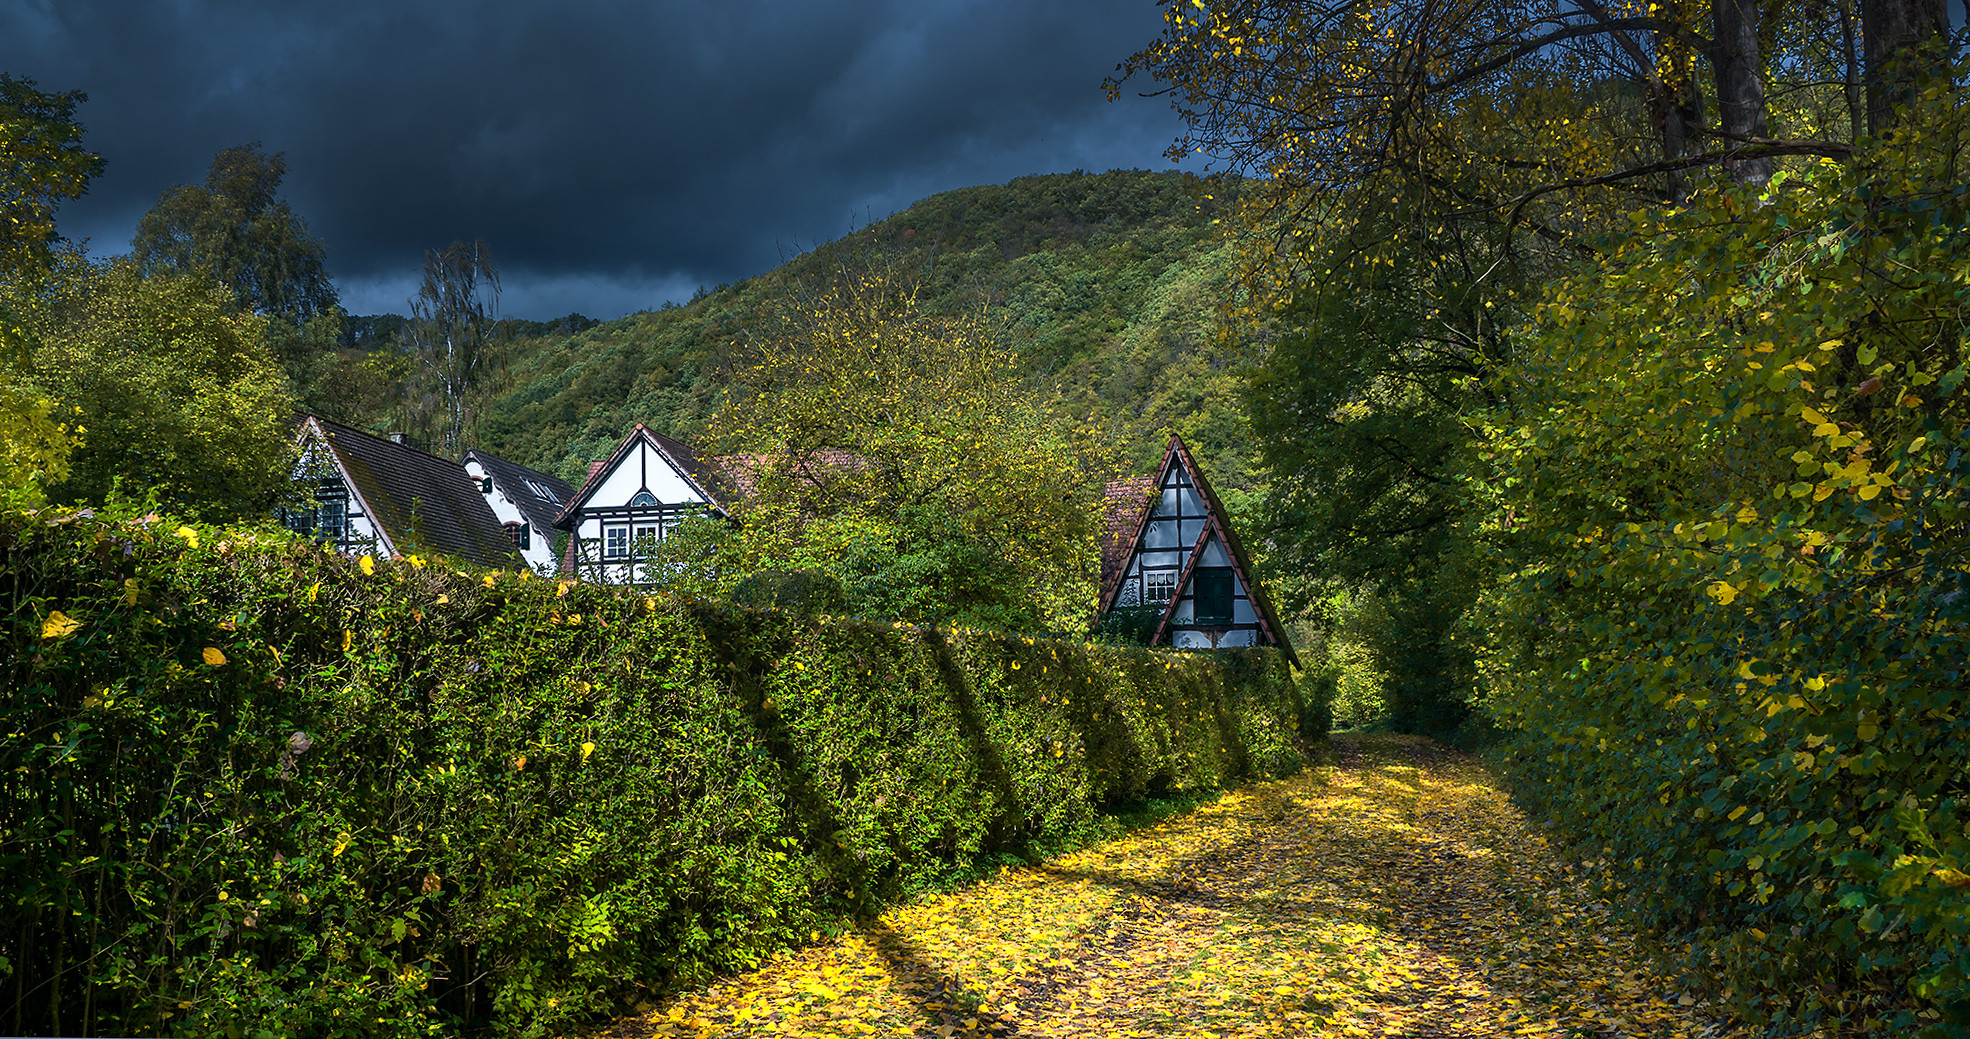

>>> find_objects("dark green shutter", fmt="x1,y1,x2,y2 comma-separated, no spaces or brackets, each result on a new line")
1194,567,1234,626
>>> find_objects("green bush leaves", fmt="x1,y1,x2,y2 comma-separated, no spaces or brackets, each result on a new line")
0,503,1300,1037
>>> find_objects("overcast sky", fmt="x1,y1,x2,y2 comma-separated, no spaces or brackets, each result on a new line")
1,0,1196,320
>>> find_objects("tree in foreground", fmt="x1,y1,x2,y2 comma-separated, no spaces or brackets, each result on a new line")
0,74,105,505
704,240,1108,631
1112,0,1958,733
6,250,294,519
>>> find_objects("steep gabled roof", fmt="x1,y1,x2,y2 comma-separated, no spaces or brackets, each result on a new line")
464,448,574,536
1097,434,1298,667
300,416,523,569
551,424,731,530
1098,476,1156,593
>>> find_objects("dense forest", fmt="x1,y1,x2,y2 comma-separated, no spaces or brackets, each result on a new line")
323,170,1262,499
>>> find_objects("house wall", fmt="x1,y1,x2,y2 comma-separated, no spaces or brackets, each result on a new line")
565,438,717,585
1105,452,1274,651
464,459,558,575
290,442,387,557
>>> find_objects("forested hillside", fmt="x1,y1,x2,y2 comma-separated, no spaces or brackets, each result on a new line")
467,170,1259,496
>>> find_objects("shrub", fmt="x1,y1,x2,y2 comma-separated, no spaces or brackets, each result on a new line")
0,502,1301,1037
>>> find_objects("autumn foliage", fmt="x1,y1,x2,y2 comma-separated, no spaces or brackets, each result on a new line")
0,502,1302,1036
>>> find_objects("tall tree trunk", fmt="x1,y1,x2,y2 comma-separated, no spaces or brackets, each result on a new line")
1862,0,1950,135
1839,0,1868,138
1713,0,1772,184
1653,22,1707,201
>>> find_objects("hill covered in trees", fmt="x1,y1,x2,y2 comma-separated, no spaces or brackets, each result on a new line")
457,169,1257,495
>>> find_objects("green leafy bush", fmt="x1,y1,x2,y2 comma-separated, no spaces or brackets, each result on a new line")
0,502,1301,1037
1480,76,1970,1035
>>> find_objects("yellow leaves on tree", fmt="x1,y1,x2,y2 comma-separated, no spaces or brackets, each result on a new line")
40,610,81,640
707,242,1110,630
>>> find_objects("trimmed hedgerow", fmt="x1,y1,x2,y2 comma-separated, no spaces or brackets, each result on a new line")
0,503,1302,1037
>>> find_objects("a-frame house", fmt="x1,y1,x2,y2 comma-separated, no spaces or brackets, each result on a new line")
552,424,729,585
1095,435,1297,663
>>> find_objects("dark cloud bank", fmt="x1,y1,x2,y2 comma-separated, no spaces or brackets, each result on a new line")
0,0,1196,319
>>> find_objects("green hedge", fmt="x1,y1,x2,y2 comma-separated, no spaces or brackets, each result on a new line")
0,503,1303,1037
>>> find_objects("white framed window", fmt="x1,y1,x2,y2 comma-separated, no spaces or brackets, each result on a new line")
633,523,660,552
1145,571,1176,603
604,526,629,558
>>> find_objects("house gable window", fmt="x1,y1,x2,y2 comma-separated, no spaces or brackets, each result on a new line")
628,490,658,508
1144,570,1176,603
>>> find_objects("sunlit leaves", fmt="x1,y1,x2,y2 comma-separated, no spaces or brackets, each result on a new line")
708,245,1110,630
1476,71,1970,1030
634,735,1736,1038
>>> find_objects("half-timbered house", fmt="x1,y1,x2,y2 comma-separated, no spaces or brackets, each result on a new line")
1095,435,1296,662
463,449,575,575
552,424,729,585
282,416,522,569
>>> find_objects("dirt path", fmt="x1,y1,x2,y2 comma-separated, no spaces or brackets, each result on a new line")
605,733,1742,1038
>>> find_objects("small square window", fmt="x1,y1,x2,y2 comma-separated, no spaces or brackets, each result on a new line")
1144,571,1176,603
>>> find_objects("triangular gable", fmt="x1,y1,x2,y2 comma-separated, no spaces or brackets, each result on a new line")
1096,434,1298,667
552,424,727,530
297,416,522,569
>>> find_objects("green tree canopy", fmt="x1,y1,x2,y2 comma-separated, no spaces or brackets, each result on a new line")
0,73,104,504
132,143,338,322
704,242,1109,631
7,249,295,519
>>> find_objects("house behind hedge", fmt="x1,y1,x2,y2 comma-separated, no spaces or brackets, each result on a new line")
1094,434,1296,663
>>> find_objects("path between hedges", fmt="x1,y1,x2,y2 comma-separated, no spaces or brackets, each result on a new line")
604,734,1744,1038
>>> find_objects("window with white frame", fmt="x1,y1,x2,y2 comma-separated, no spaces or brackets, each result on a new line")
1145,570,1176,603
604,526,629,558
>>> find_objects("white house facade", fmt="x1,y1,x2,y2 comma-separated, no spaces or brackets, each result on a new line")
1096,435,1295,661
463,449,575,575
552,424,728,585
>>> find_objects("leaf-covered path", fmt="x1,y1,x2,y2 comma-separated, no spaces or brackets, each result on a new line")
606,734,1742,1038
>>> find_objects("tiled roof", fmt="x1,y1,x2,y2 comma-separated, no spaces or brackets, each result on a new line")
303,416,523,570
1099,477,1155,592
464,448,575,537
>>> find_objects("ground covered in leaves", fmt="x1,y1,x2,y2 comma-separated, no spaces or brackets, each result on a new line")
603,733,1743,1038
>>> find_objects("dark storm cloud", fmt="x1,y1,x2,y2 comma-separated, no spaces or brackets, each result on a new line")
0,0,1193,319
